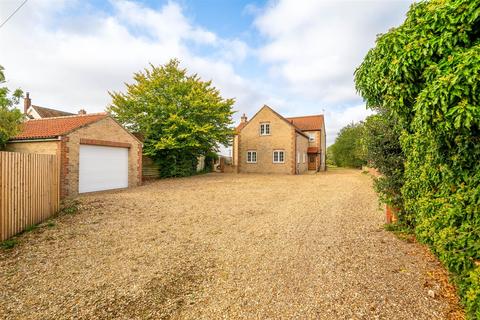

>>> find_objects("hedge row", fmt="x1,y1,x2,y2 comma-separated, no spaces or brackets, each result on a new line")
355,0,480,317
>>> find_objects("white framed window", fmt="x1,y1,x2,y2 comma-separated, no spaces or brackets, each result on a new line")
303,153,306,163
273,150,285,163
260,123,270,135
308,133,315,142
247,150,257,163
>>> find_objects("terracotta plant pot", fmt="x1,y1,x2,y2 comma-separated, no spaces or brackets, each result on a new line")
386,205,399,224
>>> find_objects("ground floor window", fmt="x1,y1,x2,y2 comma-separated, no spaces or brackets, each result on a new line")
247,150,257,163
273,150,285,163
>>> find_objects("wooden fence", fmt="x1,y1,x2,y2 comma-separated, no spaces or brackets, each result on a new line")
142,155,160,180
0,151,60,241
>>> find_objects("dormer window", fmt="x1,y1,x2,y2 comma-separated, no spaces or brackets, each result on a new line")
260,123,270,135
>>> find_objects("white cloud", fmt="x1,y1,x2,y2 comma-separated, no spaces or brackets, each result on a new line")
0,0,262,116
113,1,217,45
254,0,412,104
0,0,411,148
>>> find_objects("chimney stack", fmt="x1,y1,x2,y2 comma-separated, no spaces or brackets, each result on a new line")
78,109,87,115
241,113,247,123
24,92,31,114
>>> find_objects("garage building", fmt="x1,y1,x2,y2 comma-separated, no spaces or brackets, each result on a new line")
7,113,142,198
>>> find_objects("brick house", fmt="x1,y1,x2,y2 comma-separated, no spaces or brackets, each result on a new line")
7,113,142,198
232,105,326,174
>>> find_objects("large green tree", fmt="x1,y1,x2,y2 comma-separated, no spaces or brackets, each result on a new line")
108,59,234,177
330,122,366,168
0,65,23,150
355,0,480,316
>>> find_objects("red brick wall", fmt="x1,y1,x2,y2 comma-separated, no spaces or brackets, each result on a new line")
59,137,70,198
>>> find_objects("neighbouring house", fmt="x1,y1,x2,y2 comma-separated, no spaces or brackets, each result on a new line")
23,92,76,119
7,111,142,198
232,105,326,174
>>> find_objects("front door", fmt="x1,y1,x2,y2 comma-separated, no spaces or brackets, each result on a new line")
308,154,316,170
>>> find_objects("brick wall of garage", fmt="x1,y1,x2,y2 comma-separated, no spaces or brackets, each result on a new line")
6,141,59,155
64,117,142,197
238,107,293,174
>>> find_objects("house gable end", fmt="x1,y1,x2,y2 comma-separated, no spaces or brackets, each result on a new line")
239,105,293,137
237,106,294,174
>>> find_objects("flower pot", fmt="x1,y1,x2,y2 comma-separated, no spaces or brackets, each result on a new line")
386,205,398,224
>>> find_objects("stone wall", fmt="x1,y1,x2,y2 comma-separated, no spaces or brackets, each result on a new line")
296,133,309,173
237,107,294,174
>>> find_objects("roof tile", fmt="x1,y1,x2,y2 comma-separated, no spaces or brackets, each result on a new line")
11,113,108,140
235,108,324,134
235,122,247,133
285,115,324,131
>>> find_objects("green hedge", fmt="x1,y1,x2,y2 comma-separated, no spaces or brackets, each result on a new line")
155,149,198,178
355,0,480,317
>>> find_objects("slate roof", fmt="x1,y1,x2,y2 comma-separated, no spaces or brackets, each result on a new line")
30,105,75,118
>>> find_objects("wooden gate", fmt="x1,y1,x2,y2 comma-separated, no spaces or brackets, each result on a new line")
0,151,60,241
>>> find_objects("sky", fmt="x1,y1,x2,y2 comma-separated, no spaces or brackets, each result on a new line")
0,0,413,151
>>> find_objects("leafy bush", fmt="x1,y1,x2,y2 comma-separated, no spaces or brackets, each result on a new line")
0,65,23,150
329,122,366,168
362,112,407,223
204,151,219,173
326,146,335,167
155,149,198,178
355,0,480,317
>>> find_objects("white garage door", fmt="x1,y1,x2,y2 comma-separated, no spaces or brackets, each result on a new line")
79,145,129,193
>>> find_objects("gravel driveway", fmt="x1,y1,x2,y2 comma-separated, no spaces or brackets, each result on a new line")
0,169,462,319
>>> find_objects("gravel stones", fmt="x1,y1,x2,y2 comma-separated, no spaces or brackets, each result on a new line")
0,169,463,319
